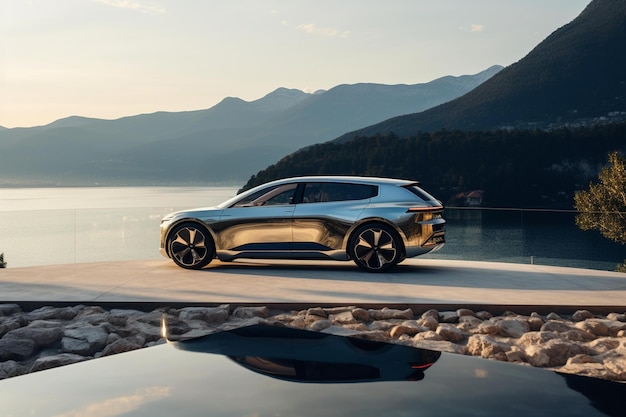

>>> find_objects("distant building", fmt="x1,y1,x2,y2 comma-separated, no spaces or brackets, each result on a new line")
454,190,484,207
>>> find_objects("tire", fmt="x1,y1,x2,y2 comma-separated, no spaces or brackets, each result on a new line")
349,223,402,272
167,223,214,269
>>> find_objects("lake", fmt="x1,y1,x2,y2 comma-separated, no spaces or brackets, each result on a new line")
0,186,624,270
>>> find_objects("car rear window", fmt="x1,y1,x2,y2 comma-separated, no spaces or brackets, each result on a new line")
302,183,377,203
404,184,439,202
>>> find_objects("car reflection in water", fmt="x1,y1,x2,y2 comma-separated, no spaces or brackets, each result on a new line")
170,324,441,383
2,323,626,416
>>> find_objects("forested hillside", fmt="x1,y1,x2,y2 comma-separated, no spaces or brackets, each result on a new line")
242,122,626,209
334,0,626,141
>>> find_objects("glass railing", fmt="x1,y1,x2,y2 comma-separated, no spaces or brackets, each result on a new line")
422,207,625,271
0,206,624,271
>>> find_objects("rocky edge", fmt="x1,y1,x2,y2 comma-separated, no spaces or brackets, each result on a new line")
1,303,625,382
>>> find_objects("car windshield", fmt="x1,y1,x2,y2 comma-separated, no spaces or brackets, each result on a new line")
229,183,297,207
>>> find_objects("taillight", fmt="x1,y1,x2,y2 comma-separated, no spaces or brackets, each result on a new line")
407,205,443,212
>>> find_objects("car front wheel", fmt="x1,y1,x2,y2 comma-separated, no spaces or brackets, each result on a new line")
167,223,214,269
349,223,402,272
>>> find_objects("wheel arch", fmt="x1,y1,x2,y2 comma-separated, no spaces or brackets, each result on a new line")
345,218,407,261
164,219,217,258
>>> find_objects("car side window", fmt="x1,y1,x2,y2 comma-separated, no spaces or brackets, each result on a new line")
302,183,377,203
232,184,296,207
263,188,295,205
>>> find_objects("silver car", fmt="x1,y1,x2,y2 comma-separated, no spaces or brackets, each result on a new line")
159,176,445,272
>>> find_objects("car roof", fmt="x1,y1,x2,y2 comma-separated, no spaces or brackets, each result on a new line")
262,176,418,187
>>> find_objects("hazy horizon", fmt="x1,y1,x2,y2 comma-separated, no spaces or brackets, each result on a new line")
1,0,589,129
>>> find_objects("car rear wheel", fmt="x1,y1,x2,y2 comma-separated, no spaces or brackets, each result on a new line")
167,223,214,269
349,223,402,272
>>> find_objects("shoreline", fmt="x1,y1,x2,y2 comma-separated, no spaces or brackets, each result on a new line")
2,303,625,382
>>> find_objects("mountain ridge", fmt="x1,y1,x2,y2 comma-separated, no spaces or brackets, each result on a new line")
0,67,501,186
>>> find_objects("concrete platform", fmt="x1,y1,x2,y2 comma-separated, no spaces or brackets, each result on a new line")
1,259,625,310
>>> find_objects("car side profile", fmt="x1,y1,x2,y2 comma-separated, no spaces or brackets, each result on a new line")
159,176,445,272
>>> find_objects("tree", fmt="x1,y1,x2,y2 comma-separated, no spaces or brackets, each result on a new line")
574,151,626,245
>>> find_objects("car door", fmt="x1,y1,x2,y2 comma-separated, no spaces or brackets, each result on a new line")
215,183,296,252
292,182,373,251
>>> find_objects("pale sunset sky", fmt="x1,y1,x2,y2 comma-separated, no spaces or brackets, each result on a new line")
1,0,590,128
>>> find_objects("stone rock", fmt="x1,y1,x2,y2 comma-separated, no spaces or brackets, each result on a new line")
604,356,626,380
459,315,482,326
324,306,356,315
309,319,331,332
420,309,439,321
30,353,88,373
330,311,357,325
456,308,475,317
518,331,560,347
575,319,610,337
368,321,397,331
475,321,499,336
475,311,492,320
439,311,459,323
369,307,413,321
6,326,63,347
540,321,573,333
496,318,530,338
418,316,439,331
232,306,269,319
413,331,443,342
0,336,38,361
546,312,561,321
0,316,28,337
466,335,511,358
567,354,599,365
289,316,306,328
61,325,109,356
390,324,421,338
100,338,143,357
176,307,209,321
505,348,525,362
528,316,544,331
0,360,22,379
178,305,230,324
524,345,551,367
587,337,621,354
436,323,465,343
351,308,369,322
607,312,626,322
26,306,78,321
563,329,595,342
0,304,21,316
572,310,595,321
306,307,327,318
536,339,584,367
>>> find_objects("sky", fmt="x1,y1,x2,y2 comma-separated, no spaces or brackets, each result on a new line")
0,0,591,128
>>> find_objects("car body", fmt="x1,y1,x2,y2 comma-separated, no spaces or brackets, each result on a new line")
159,176,445,272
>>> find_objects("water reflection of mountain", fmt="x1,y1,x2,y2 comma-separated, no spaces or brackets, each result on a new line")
173,324,441,383
560,373,625,417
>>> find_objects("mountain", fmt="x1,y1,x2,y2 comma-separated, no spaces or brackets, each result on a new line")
334,0,626,142
0,67,501,186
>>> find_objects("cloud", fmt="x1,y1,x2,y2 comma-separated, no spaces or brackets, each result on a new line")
53,386,173,417
93,0,165,14
296,23,350,38
471,24,485,33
